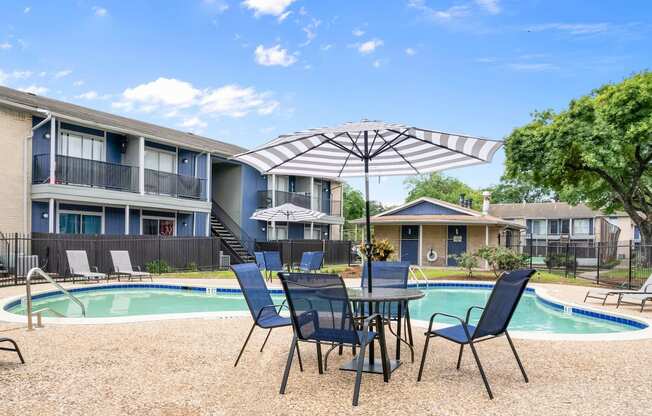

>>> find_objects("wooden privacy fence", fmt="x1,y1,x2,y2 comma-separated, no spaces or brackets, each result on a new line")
255,239,353,267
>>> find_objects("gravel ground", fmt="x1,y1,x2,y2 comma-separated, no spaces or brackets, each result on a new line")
1,280,651,415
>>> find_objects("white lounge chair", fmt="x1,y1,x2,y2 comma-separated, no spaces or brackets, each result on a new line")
584,273,652,312
65,250,107,283
110,250,152,281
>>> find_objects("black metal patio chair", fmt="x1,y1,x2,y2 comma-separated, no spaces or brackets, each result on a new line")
278,272,390,406
231,263,303,369
0,337,24,364
417,268,536,399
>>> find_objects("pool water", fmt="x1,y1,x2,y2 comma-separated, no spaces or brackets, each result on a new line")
6,286,641,334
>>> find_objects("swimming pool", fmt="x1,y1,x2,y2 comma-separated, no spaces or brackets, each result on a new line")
3,282,648,338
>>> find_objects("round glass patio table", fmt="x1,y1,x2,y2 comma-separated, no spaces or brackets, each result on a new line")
319,287,425,375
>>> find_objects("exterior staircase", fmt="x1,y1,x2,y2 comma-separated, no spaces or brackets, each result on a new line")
210,200,256,264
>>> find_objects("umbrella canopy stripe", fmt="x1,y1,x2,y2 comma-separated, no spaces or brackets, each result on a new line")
250,203,326,223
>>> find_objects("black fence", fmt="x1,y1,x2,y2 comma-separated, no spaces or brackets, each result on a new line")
0,233,224,287
504,239,652,289
255,239,353,267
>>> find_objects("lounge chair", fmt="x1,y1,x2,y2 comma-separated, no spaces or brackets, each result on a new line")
231,263,302,368
293,251,315,272
309,251,324,271
254,251,266,271
0,337,24,363
278,272,389,406
262,251,284,282
417,269,536,399
65,250,107,283
109,250,152,282
584,273,652,311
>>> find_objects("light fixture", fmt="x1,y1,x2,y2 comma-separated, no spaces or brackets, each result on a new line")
182,158,189,164
182,221,188,227
42,212,49,219
44,132,51,140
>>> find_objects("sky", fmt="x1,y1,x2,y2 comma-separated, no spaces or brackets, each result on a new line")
0,0,650,205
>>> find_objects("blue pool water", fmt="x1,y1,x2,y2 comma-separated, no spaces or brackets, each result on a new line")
5,284,645,334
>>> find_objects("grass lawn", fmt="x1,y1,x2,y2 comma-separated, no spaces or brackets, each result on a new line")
160,265,597,286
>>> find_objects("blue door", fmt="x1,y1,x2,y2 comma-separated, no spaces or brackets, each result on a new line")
447,225,467,266
400,225,419,265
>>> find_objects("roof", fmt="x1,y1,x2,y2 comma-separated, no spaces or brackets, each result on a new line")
487,202,628,220
351,197,525,228
0,85,246,157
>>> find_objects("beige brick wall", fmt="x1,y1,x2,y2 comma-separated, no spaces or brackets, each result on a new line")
0,106,31,233
421,225,447,266
372,225,400,261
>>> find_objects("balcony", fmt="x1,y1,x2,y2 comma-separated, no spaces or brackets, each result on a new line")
257,190,342,216
144,169,205,200
33,154,139,192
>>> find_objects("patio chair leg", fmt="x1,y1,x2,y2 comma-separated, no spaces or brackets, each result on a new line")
417,334,432,382
456,345,464,370
468,340,493,399
352,338,369,406
234,322,256,367
316,341,324,374
295,340,303,372
280,336,297,394
641,299,647,313
505,331,528,383
616,294,623,308
1,339,25,364
583,291,589,303
260,329,272,352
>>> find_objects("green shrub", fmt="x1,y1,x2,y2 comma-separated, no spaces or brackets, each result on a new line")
451,252,479,278
186,262,198,272
544,253,574,271
476,246,528,277
146,260,171,274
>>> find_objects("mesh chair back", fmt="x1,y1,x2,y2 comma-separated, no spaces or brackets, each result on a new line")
232,263,277,322
66,250,91,274
361,261,410,288
279,272,358,344
473,269,535,339
310,251,324,270
254,252,266,270
263,251,283,271
298,252,314,271
110,250,134,273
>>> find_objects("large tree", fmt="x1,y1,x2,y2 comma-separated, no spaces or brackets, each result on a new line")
404,172,482,208
484,178,552,204
504,71,652,243
342,183,385,222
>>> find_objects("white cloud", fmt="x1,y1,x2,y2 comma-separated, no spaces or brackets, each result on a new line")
75,91,99,100
358,39,383,54
405,47,416,56
54,69,73,78
352,28,365,37
277,10,292,22
24,6,31,13
19,85,49,95
527,22,610,35
11,70,32,79
321,44,333,51
242,0,295,17
73,80,85,86
407,0,470,21
201,84,279,117
475,0,500,14
0,42,12,50
372,59,382,68
202,0,229,13
475,57,496,63
38,71,47,77
120,77,201,110
254,44,297,66
93,6,108,17
0,70,7,84
507,63,559,71
180,116,208,130
299,18,321,47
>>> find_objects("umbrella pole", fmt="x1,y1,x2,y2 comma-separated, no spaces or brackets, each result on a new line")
364,131,373,293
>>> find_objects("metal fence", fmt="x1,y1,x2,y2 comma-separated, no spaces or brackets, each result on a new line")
504,238,652,289
255,239,353,267
0,232,225,287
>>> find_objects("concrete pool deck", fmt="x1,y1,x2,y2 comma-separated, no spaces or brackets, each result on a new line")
1,278,651,415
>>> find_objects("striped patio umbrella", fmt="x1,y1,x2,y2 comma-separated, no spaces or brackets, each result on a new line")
250,203,325,240
234,120,502,291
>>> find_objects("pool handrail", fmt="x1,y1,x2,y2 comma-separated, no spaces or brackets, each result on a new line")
409,265,429,288
25,267,86,330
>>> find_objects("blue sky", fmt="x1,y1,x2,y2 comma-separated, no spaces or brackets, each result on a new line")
1,0,650,205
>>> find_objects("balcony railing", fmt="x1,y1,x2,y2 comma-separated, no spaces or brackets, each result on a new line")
257,190,342,216
145,168,205,200
33,154,139,192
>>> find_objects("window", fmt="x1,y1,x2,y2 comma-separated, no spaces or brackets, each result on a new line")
268,223,287,240
548,219,559,235
142,217,175,236
144,148,176,173
58,130,105,161
527,219,546,235
59,212,102,235
572,218,593,235
561,219,570,234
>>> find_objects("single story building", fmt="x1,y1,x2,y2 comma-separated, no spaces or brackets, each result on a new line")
352,197,524,267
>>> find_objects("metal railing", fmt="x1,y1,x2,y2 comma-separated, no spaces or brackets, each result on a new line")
256,190,343,216
211,200,256,257
33,154,139,192
409,265,430,288
25,267,86,330
145,168,205,199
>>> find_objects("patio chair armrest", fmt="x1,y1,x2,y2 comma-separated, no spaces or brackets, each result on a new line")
643,284,652,293
134,265,142,272
254,304,287,322
428,312,473,339
92,266,99,273
464,306,485,324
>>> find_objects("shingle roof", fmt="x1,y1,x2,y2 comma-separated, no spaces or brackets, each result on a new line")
487,202,627,219
0,85,246,157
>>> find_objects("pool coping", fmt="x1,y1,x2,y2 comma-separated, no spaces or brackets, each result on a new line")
1,281,651,341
